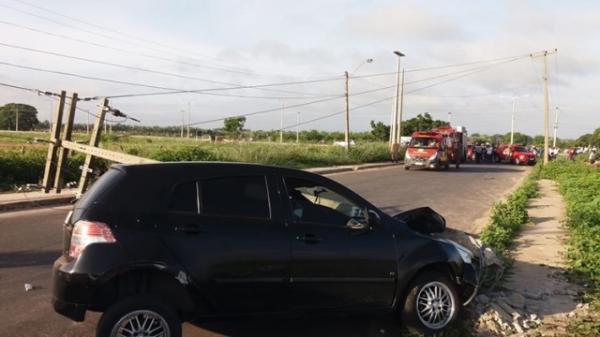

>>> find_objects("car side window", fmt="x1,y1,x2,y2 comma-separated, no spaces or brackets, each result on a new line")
284,177,363,227
168,181,199,213
200,176,270,219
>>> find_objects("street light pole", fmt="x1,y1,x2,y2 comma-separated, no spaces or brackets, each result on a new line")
390,51,405,148
510,98,516,145
553,107,560,147
344,71,350,152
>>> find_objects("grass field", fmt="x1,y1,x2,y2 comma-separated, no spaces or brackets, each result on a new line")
0,131,396,191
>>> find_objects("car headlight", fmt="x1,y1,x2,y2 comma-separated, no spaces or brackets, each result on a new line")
438,239,473,264
429,152,438,161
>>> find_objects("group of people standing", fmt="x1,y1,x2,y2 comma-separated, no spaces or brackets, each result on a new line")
473,143,496,163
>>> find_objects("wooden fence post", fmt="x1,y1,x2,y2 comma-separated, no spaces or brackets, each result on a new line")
77,98,108,195
54,92,78,193
42,91,66,193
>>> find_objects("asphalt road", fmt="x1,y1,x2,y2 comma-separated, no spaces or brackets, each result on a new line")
0,163,530,337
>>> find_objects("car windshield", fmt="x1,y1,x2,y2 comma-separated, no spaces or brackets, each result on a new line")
514,146,529,152
409,137,439,148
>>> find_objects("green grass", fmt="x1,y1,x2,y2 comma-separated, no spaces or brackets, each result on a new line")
479,164,541,255
540,160,600,337
0,131,395,191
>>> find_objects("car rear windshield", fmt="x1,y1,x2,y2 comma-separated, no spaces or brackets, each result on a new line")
75,168,124,209
409,137,439,148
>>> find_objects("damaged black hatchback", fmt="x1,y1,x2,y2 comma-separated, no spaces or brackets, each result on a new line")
52,162,478,336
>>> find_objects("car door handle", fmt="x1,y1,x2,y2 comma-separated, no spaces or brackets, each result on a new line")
296,233,322,244
175,224,203,234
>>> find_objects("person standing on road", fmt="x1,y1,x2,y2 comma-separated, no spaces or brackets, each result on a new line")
475,143,483,163
589,146,597,164
486,143,493,163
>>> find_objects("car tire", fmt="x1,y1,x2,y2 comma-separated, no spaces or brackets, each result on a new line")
405,166,410,170
96,295,182,337
400,271,460,335
444,162,449,170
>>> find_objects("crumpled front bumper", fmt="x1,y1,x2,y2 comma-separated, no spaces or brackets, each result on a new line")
460,261,480,306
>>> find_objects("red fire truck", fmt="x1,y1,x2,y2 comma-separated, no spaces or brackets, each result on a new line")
404,125,468,170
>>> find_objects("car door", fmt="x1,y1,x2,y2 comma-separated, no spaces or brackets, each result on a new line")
162,174,290,315
282,174,398,312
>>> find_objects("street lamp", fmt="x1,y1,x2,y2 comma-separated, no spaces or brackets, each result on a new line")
390,51,405,147
352,58,374,74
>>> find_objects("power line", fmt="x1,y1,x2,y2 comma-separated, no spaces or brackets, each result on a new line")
281,95,395,130
7,0,250,71
350,54,530,79
107,56,524,99
0,42,336,100
0,2,254,76
0,60,346,98
186,84,397,126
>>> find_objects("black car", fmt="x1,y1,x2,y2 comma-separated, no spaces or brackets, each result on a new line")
52,162,478,336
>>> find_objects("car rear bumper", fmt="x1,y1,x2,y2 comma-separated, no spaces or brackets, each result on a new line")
52,255,92,321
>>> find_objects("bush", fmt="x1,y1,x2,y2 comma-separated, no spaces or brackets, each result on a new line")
542,160,600,287
480,164,541,253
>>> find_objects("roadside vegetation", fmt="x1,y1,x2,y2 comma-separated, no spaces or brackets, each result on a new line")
0,131,395,191
479,164,541,255
541,159,600,336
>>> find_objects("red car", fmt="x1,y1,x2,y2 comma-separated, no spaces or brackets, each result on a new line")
495,144,536,165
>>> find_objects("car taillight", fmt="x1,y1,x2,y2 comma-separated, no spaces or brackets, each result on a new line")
69,220,116,259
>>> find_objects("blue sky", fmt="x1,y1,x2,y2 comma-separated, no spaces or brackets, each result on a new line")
1,0,599,138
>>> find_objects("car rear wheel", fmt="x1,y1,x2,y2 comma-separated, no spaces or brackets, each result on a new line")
97,296,181,337
400,271,459,335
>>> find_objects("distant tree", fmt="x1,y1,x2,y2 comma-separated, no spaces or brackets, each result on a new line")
575,133,599,146
0,103,39,130
223,116,246,137
401,113,448,136
503,132,532,145
370,120,390,141
591,127,600,146
532,135,545,146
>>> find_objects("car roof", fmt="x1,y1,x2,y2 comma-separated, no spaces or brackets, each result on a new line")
112,161,313,177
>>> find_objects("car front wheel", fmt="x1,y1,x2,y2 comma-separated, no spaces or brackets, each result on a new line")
400,271,459,335
97,296,181,337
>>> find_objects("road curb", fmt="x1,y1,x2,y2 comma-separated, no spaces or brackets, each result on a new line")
0,195,76,212
306,161,402,175
0,162,402,212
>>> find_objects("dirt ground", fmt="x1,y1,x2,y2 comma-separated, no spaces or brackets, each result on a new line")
476,179,596,336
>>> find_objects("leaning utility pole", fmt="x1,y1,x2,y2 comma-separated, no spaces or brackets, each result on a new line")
530,49,557,164
344,71,350,152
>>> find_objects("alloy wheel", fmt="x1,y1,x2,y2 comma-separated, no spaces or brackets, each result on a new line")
110,310,170,337
416,281,455,330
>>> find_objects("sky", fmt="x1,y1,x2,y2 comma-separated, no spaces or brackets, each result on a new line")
0,0,599,138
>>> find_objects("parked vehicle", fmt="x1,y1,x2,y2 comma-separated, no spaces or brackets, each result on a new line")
404,125,468,170
495,144,537,165
52,162,479,336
